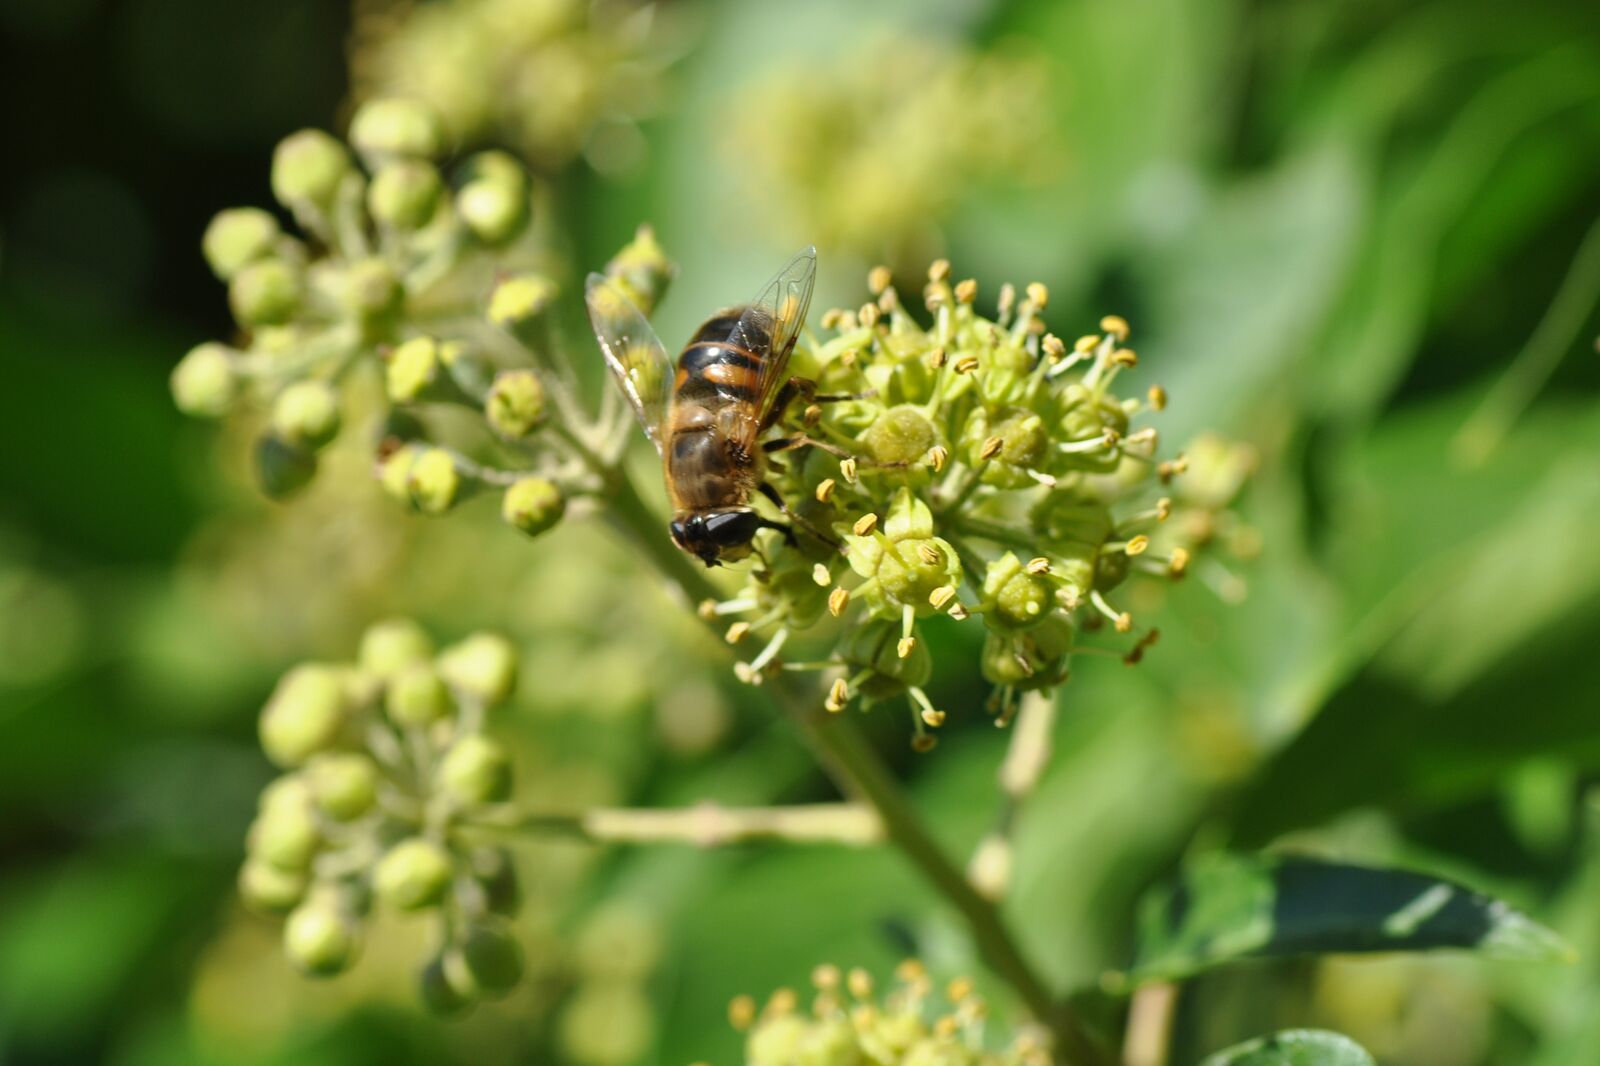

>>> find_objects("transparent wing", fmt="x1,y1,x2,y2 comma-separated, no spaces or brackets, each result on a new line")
728,245,817,431
585,272,675,456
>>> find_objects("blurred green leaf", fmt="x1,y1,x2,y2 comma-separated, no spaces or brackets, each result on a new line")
1199,1029,1375,1066
1123,853,1570,987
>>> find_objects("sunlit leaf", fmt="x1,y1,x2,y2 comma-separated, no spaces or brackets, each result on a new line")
1200,1029,1375,1066
1122,853,1571,987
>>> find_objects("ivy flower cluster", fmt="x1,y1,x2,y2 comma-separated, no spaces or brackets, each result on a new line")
238,618,525,1013
171,96,547,498
728,961,1051,1066
706,261,1219,747
350,0,672,175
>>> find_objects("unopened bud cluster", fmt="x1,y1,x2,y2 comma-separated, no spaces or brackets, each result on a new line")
240,618,526,1012
173,97,548,499
732,960,1051,1066
708,262,1249,744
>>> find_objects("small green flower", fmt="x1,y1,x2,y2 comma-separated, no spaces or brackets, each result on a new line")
228,258,301,328
385,662,455,726
485,369,547,438
259,664,349,767
202,207,281,279
358,617,434,679
406,446,465,515
367,158,443,229
271,129,352,208
170,342,239,418
250,780,322,870
501,477,565,538
438,734,513,807
284,894,361,976
349,97,445,162
437,632,518,706
238,857,308,915
374,837,454,910
306,752,379,821
419,955,473,1016
444,919,524,999
457,170,529,245
270,380,341,451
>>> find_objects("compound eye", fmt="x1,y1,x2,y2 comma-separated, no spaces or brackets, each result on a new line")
668,519,690,548
702,510,761,547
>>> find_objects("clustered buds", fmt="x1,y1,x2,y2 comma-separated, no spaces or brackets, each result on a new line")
704,261,1251,744
240,618,526,1012
731,960,1051,1066
173,97,545,499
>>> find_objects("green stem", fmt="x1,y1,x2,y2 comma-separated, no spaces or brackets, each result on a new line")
473,802,883,846
600,469,1107,1064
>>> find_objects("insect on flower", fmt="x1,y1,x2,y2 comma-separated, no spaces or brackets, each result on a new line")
587,246,848,567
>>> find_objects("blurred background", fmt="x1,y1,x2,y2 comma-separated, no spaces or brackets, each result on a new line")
2,0,1599,1063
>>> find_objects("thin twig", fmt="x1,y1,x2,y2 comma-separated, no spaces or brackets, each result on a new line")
1122,983,1178,1066
969,690,1058,901
491,802,883,847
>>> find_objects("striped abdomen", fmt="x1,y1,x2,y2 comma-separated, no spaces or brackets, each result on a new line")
672,307,774,408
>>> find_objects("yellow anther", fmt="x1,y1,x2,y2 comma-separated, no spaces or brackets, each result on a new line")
912,734,938,753
820,308,843,330
803,403,822,424
725,622,750,644
929,585,957,610
1156,496,1172,520
1025,556,1051,574
828,587,851,617
1169,547,1191,577
917,543,943,566
815,477,836,503
953,354,980,374
867,264,892,295
948,602,970,621
979,435,1004,461
947,977,974,1002
812,563,832,586
928,258,951,282
847,968,873,999
1126,534,1150,556
859,302,881,327
926,346,948,369
1074,333,1099,353
927,445,949,472
1100,313,1130,340
825,677,850,712
840,457,859,483
728,994,757,1030
852,513,878,537
897,636,916,659
896,958,927,983
934,1015,961,1038
812,963,841,990
697,599,718,620
1147,383,1168,410
1112,348,1138,367
920,707,946,727
767,988,797,1016
954,278,978,304
1025,281,1049,309
1115,612,1133,633
1043,333,1066,360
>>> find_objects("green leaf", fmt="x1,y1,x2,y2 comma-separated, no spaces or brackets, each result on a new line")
1200,1029,1375,1066
1123,853,1571,987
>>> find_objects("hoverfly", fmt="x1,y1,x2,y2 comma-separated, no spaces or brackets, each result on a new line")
586,246,828,567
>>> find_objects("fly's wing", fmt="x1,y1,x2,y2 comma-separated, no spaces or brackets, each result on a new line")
727,246,817,440
585,272,675,456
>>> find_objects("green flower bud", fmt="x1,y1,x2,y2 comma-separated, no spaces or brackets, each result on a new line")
386,336,455,405
377,442,423,502
419,956,473,1016
385,663,455,726
305,752,379,821
981,553,1052,631
444,919,524,999
374,837,454,911
981,616,1073,690
1057,384,1129,473
466,846,520,916
340,257,404,331
271,129,352,208
367,159,443,230
254,433,317,499
501,477,565,538
171,342,239,417
349,98,444,161
202,207,280,279
438,734,513,807
358,617,434,679
846,490,962,616
228,258,301,328
1029,498,1112,596
485,370,547,438
259,664,349,767
238,857,307,914
840,621,932,700
961,406,1049,488
487,273,558,331
284,896,360,976
749,1015,809,1066
862,404,936,465
406,447,464,515
604,224,675,316
437,633,518,707
270,380,341,451
250,794,320,871
457,153,530,243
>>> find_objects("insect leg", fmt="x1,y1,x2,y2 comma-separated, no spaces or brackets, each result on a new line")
757,482,842,551
763,435,909,469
